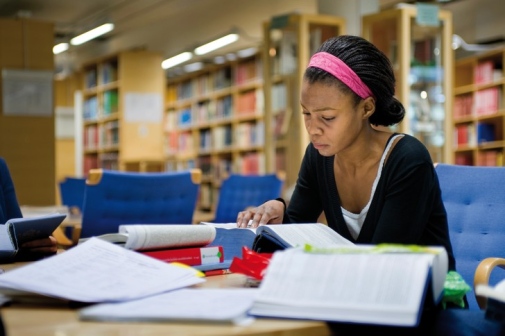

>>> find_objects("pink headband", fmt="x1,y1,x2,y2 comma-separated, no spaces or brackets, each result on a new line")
307,52,374,99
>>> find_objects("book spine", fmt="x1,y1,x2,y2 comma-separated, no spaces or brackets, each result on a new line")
141,246,224,266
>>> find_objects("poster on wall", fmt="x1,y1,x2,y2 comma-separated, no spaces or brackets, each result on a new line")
124,92,163,123
2,69,53,117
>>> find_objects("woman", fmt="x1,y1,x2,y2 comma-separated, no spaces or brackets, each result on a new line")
237,35,455,271
0,157,57,255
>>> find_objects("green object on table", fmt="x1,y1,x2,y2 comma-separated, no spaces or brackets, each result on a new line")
443,271,471,308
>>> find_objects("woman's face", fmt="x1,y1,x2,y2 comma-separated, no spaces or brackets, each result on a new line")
300,79,366,157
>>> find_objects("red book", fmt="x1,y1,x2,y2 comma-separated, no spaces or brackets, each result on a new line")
141,246,224,266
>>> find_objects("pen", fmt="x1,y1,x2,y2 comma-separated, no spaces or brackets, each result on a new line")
204,269,232,277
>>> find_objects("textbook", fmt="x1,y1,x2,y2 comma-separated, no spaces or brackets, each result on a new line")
249,245,449,327
0,213,67,262
140,245,224,266
78,224,217,251
204,222,354,253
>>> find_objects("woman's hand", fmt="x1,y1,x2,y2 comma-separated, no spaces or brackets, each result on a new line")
237,199,285,228
20,236,58,254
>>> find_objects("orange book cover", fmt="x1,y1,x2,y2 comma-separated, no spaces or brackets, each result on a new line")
141,246,224,266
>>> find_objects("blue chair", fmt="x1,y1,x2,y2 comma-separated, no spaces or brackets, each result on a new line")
80,169,201,238
212,173,284,223
59,177,87,213
435,163,505,310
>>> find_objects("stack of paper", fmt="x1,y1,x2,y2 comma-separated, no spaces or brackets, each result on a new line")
0,238,204,303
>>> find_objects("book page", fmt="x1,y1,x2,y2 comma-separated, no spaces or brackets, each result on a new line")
0,225,15,251
259,223,354,248
201,222,258,234
252,249,435,326
119,224,216,251
80,288,258,325
0,238,204,302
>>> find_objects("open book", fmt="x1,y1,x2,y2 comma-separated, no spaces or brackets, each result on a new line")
78,224,217,251
0,213,67,262
249,245,448,327
205,222,354,253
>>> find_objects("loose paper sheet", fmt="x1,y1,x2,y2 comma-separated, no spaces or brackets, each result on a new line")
0,238,204,302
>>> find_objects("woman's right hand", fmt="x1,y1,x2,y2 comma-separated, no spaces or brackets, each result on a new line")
236,199,285,228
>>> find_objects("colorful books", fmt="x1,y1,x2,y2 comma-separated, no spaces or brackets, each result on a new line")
141,246,224,266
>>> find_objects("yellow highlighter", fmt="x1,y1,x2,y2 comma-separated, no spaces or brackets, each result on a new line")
170,262,205,278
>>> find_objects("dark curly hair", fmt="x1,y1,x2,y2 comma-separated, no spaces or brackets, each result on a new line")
304,35,405,127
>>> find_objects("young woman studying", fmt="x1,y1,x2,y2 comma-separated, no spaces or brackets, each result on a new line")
236,35,456,273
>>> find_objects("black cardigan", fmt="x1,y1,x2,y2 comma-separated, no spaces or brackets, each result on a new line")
285,134,456,271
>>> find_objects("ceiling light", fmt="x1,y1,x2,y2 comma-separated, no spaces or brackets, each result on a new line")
53,43,69,54
194,33,239,56
225,53,237,61
184,62,204,73
70,23,114,46
213,56,226,64
237,47,257,58
161,52,193,69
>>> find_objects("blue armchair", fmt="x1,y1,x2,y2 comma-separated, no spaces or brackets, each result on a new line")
212,173,284,223
435,163,505,310
80,169,201,238
58,177,87,213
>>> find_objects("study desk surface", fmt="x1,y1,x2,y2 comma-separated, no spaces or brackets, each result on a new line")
0,272,331,336
0,264,503,336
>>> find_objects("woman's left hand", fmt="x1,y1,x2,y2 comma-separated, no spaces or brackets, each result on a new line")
20,236,58,254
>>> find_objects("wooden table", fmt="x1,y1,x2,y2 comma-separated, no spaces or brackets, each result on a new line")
0,260,331,336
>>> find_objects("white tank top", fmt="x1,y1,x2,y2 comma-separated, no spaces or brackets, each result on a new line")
341,134,403,240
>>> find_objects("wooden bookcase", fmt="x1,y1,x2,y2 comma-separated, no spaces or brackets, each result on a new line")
164,52,265,212
81,50,165,175
362,5,454,164
453,48,505,166
262,13,346,192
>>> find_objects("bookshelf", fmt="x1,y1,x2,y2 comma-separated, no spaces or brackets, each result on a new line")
262,13,346,192
362,5,454,164
453,48,505,166
81,50,165,175
164,52,265,212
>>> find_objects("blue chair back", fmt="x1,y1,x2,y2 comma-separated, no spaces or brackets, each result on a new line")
435,163,505,310
80,169,201,238
213,173,284,223
59,177,86,212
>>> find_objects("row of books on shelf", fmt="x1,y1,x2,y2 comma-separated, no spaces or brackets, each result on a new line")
166,61,262,103
454,123,497,147
83,153,120,174
83,92,119,121
84,62,119,89
84,122,119,150
235,89,264,116
455,150,504,166
165,121,264,155
165,130,193,155
454,87,502,119
474,60,502,85
168,96,234,128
